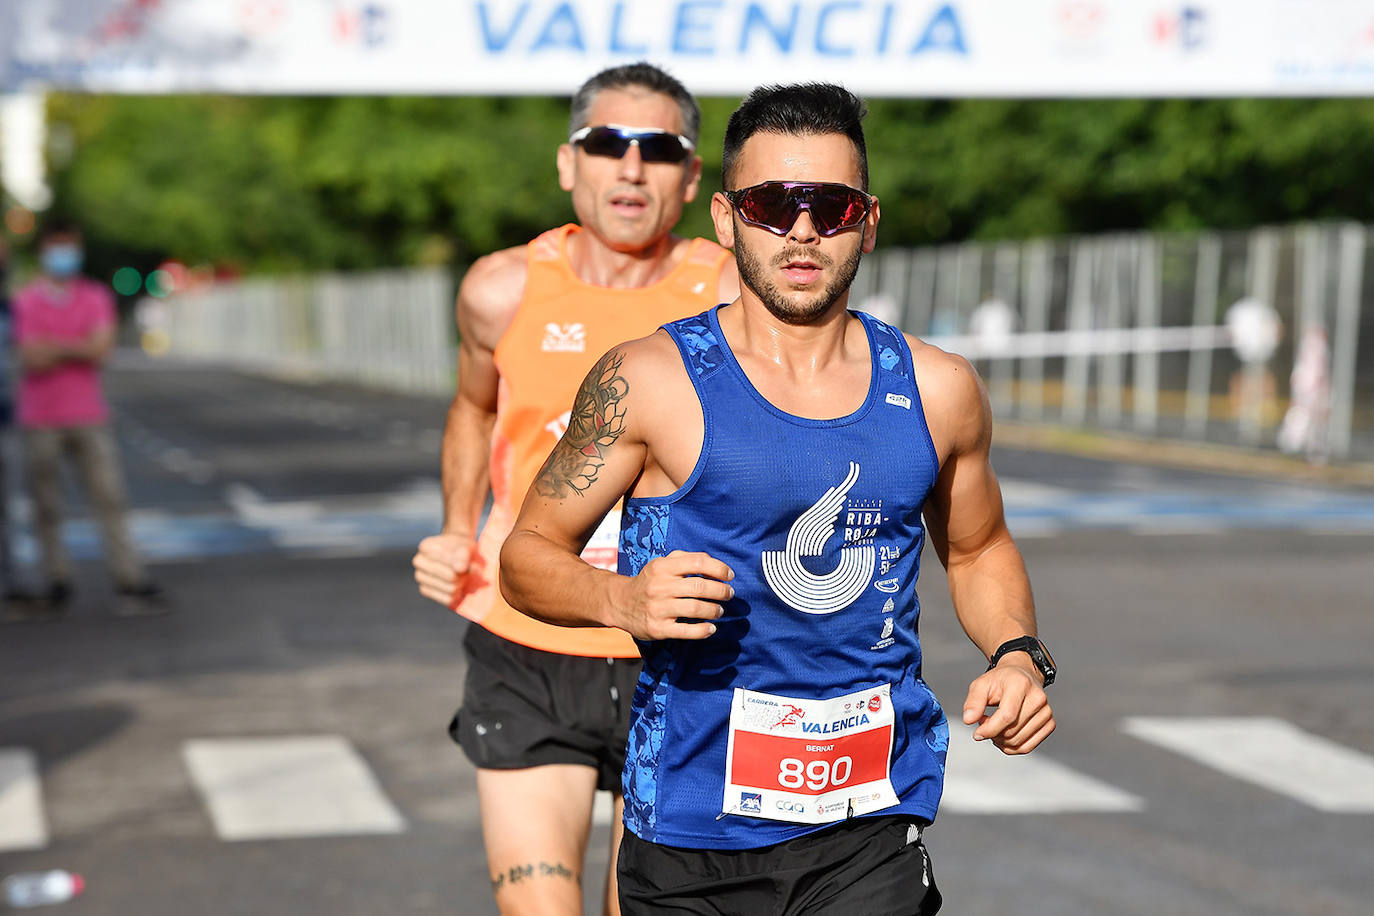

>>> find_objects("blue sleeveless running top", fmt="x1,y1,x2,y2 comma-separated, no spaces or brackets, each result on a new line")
618,305,949,850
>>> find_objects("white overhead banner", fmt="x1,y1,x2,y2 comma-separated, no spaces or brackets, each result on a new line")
2,1,1373,97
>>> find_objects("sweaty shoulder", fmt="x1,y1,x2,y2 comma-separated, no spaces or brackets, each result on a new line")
457,245,528,351
612,327,702,494
611,326,689,390
611,328,697,430
907,334,989,458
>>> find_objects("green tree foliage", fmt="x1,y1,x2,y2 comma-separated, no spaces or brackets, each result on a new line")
45,94,575,273
40,94,1374,275
864,98,1374,244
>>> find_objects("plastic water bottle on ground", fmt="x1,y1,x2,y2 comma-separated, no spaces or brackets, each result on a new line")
1,870,84,908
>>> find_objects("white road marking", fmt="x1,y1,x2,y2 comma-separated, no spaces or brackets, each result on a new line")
998,479,1074,506
1126,520,1229,536
0,748,49,851
591,789,614,827
1122,716,1374,812
183,736,406,841
1004,520,1063,539
942,728,1144,813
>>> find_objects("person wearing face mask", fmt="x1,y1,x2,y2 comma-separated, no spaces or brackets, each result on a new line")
10,218,165,618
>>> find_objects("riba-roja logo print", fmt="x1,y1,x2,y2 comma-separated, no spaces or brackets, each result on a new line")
762,462,877,615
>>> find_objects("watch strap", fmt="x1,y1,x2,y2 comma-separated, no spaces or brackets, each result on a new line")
986,635,1056,686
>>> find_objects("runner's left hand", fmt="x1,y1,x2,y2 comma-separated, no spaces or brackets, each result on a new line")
961,661,1055,755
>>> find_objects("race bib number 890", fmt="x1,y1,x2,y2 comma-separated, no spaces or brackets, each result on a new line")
723,685,900,825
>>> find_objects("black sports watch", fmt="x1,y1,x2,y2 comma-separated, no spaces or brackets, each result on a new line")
986,636,1056,687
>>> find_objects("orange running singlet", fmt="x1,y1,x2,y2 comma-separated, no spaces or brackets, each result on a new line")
455,223,730,657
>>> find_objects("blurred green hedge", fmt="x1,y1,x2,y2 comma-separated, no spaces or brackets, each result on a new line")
38,94,1374,277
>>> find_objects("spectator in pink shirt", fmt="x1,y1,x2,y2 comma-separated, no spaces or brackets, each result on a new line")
12,219,165,618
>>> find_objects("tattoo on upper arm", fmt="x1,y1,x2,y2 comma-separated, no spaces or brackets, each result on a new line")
535,349,629,498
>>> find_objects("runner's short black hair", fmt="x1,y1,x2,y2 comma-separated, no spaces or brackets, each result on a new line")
722,83,869,191
570,62,701,146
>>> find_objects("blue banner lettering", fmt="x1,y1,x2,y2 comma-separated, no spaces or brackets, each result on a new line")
609,2,648,54
475,1,530,52
739,2,799,54
815,1,861,57
910,3,967,56
531,2,587,53
673,0,724,56
875,2,896,55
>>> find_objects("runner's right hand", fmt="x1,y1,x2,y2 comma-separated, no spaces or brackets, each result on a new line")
611,550,734,641
413,533,474,609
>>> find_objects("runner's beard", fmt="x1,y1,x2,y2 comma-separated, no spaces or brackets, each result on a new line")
734,222,863,326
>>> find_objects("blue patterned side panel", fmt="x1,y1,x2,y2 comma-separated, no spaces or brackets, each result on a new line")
619,503,671,576
925,711,951,775
666,314,725,379
619,502,674,837
624,658,672,838
864,313,912,380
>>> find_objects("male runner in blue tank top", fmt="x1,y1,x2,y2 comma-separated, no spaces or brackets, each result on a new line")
500,83,1057,915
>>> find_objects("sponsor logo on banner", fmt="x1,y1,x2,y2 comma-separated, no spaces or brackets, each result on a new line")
541,322,586,352
334,3,391,47
1152,5,1208,51
762,462,877,615
5,0,1374,97
1054,1,1108,56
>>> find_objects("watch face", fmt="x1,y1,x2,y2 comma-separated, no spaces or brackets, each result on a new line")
1029,639,1056,685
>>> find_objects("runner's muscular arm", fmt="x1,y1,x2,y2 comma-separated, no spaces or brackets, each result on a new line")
412,248,525,608
916,342,1055,755
500,338,734,641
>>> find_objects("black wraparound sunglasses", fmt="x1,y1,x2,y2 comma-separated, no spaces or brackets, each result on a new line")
569,125,695,163
724,181,873,237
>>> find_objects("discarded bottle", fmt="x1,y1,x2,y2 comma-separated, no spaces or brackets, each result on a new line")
1,870,84,908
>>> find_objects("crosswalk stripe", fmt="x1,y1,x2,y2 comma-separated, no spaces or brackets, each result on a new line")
941,729,1144,813
592,789,614,827
0,748,48,851
1122,716,1374,812
183,736,407,841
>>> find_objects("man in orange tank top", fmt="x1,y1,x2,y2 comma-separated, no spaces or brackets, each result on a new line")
412,62,738,915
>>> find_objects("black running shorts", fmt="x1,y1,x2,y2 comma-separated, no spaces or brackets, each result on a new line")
617,816,942,915
450,623,641,792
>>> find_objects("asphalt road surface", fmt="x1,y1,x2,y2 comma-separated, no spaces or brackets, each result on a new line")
2,354,1372,916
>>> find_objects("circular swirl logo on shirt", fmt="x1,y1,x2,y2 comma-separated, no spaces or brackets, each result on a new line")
761,461,877,615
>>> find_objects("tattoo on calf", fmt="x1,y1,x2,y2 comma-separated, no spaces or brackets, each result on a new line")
490,861,581,893
535,349,629,498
